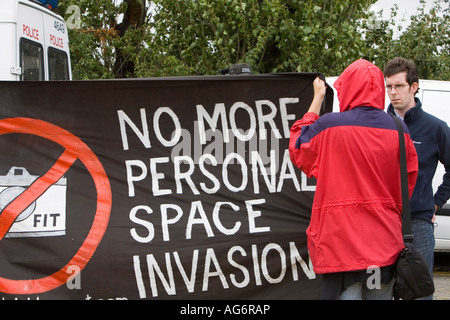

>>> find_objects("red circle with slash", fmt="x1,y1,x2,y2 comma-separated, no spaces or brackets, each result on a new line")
0,118,112,295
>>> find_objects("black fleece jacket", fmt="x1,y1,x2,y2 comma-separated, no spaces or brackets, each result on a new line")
388,98,450,222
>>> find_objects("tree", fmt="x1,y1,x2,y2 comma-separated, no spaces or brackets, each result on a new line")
145,0,377,76
58,0,151,79
363,0,449,80
114,0,147,78
395,0,449,80
58,0,449,80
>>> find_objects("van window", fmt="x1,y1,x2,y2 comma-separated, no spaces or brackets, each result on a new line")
48,47,70,80
20,38,44,81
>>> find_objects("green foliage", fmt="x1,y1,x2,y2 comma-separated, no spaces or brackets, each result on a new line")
146,0,376,76
57,0,128,79
57,0,450,80
364,0,450,80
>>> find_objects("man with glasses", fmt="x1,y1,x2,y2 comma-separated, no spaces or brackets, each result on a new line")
384,57,450,300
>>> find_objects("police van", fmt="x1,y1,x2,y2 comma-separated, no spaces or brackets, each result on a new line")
327,76,450,251
0,0,71,81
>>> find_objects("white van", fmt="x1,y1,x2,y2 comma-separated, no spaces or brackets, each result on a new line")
326,76,450,251
0,0,71,81
419,80,450,252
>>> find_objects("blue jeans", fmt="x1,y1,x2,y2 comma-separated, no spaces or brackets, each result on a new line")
339,277,395,300
411,219,435,300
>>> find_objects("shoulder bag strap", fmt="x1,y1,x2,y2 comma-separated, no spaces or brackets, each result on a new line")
390,114,414,243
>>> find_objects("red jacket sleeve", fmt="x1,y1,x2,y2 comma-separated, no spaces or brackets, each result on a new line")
406,134,419,198
289,112,320,177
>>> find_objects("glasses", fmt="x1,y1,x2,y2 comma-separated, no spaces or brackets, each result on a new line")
386,83,410,92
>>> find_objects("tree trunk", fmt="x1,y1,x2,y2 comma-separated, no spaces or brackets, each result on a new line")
114,0,146,78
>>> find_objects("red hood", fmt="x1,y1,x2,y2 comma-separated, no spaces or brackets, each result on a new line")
333,59,385,112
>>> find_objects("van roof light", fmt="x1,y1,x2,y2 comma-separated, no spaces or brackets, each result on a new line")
30,0,58,9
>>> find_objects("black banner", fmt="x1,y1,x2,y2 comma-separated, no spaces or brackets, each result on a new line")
0,73,333,300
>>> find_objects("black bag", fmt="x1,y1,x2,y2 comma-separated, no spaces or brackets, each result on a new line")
391,114,435,300
395,243,435,300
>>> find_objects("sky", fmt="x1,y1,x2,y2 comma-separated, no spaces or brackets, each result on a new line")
372,0,435,32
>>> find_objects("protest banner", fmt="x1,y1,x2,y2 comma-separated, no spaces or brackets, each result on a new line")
0,73,333,299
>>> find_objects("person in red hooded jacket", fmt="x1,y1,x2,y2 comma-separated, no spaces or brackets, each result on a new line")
289,59,418,299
